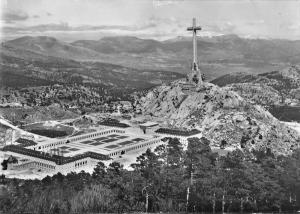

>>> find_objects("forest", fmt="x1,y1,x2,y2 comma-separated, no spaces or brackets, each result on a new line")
0,137,299,214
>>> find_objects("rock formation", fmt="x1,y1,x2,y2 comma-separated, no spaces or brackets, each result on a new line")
212,65,300,106
139,80,300,155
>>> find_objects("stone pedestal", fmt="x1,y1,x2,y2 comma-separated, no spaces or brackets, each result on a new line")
187,70,202,86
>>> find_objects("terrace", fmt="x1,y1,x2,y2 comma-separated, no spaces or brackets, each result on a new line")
77,134,129,146
104,137,146,148
61,131,149,154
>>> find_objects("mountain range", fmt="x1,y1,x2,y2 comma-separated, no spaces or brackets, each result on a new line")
3,35,300,81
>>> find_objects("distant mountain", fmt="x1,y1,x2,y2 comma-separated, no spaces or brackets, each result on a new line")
0,43,184,90
138,81,300,155
73,34,300,69
72,36,162,54
3,36,104,61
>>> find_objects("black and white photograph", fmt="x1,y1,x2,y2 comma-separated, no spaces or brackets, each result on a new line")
0,0,299,213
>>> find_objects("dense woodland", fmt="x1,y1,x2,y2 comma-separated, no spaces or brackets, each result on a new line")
0,137,299,214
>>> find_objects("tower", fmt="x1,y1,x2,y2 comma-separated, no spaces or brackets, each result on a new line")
187,18,202,85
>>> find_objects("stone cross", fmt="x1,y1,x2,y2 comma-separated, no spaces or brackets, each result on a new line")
187,18,202,85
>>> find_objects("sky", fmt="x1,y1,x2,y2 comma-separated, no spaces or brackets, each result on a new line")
1,0,300,41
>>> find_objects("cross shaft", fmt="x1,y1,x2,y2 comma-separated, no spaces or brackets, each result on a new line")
187,18,201,71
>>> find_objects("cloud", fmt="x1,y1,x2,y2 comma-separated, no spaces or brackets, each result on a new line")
46,12,52,16
141,16,183,34
2,16,225,41
33,15,40,19
205,21,236,35
1,22,157,35
146,16,178,26
1,9,29,23
2,19,165,34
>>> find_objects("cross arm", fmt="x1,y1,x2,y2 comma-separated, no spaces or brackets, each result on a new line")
187,27,202,31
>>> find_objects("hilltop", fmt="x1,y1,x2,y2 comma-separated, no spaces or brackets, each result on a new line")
139,81,300,155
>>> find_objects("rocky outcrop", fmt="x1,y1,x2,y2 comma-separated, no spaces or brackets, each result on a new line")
212,65,300,106
224,83,282,106
139,81,299,155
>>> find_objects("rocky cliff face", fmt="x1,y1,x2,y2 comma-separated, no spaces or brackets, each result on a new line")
139,81,299,155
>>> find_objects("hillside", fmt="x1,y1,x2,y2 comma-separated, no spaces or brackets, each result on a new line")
0,104,78,124
139,81,300,155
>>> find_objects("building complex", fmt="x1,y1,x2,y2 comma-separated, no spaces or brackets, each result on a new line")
2,122,201,175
